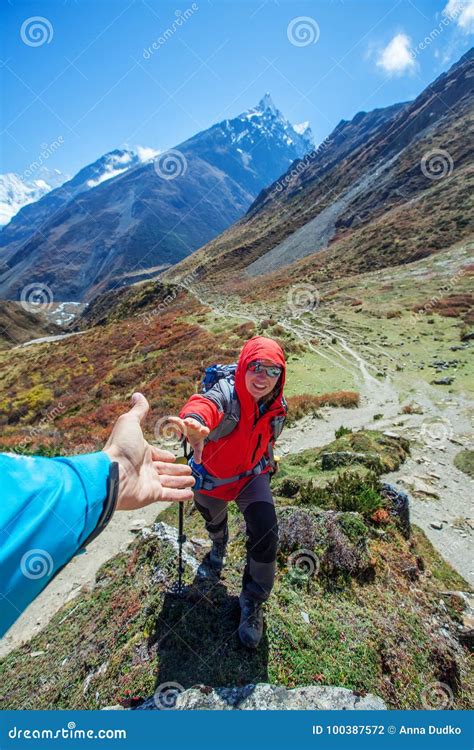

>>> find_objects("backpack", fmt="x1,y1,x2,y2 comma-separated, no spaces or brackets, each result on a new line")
200,362,287,444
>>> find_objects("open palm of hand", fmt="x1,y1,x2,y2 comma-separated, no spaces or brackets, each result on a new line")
104,393,195,510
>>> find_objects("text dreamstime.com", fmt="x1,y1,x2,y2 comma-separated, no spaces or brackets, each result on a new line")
8,726,127,740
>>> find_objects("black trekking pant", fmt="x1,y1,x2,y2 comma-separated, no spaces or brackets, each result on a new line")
193,473,278,602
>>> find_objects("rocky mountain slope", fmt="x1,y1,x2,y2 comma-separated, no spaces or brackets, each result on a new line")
165,49,473,287
0,95,313,302
0,150,144,247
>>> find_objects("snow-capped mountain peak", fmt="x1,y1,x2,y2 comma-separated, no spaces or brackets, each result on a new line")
258,92,279,116
0,145,159,228
84,149,137,189
239,93,314,156
0,168,67,227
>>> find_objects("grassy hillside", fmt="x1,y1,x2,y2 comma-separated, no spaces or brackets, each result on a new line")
0,269,367,454
195,240,474,400
1,237,471,456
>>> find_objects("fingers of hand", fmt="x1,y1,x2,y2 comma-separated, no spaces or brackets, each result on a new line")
183,418,209,438
129,392,149,422
160,487,195,503
192,440,204,463
158,473,195,489
166,416,187,438
150,445,176,462
153,460,192,476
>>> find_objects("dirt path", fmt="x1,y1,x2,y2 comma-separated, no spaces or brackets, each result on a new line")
13,330,88,349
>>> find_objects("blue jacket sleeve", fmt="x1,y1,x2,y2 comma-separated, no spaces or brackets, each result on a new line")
0,451,111,638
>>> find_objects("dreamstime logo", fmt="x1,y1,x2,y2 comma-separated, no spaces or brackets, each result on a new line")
154,416,182,446
153,149,188,180
420,681,454,709
409,2,463,59
15,398,68,455
409,266,466,324
421,149,454,181
153,681,185,709
268,136,331,204
287,16,320,47
288,548,320,577
23,136,64,181
21,549,53,580
73,438,103,455
143,4,199,59
420,417,454,449
287,283,320,316
20,282,54,314
20,16,54,47
141,270,200,325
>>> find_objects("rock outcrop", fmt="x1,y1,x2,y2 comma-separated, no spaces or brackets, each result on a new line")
133,683,387,711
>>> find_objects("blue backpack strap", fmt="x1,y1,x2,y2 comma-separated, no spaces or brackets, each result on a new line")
189,455,270,491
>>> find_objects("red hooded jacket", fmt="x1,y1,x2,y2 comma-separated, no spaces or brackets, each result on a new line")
179,336,287,501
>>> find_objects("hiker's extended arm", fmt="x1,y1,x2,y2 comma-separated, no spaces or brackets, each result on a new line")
0,393,194,637
179,393,223,431
171,393,226,463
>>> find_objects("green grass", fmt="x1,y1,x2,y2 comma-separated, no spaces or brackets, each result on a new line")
273,429,410,494
285,347,357,397
453,449,474,479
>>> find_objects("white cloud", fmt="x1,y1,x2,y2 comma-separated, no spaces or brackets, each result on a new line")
136,145,161,163
376,33,416,76
443,0,474,33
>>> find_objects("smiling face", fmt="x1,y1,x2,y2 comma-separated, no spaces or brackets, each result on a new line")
245,358,281,401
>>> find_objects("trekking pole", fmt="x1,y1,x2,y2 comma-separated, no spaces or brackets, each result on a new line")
172,438,189,596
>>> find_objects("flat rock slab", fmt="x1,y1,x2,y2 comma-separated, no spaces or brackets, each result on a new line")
135,683,387,711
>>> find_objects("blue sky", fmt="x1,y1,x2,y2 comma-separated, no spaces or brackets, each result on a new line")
1,0,473,180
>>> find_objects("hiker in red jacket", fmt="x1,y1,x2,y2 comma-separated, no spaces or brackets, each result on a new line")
170,336,287,649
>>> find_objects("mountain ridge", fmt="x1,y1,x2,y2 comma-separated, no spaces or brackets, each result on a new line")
165,48,473,286
0,95,313,302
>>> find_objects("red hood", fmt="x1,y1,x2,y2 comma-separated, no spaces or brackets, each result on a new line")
235,336,286,414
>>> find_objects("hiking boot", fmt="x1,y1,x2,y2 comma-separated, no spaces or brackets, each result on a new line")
238,594,264,649
197,539,227,580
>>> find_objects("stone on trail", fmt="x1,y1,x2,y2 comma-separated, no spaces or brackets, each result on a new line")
134,683,387,711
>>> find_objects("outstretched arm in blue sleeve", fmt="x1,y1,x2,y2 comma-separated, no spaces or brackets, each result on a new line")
0,391,195,639
0,452,111,637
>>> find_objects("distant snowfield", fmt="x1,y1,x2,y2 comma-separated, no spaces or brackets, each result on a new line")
0,169,67,226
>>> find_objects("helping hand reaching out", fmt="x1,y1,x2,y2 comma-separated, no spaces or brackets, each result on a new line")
103,393,195,510
167,416,210,464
